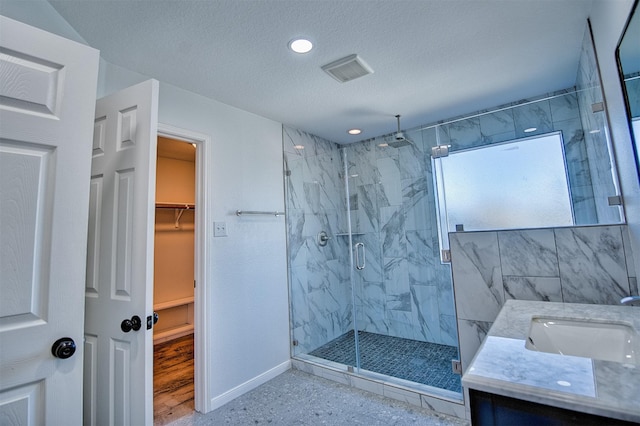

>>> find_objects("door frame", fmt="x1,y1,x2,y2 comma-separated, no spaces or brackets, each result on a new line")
157,123,211,413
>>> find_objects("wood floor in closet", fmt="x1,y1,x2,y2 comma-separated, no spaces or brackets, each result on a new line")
154,334,194,425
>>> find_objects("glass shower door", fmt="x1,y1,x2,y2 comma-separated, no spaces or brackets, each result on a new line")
342,136,463,395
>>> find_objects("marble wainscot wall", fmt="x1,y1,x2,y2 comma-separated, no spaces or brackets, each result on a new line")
449,224,638,373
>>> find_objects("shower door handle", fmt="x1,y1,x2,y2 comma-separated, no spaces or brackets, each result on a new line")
354,242,365,270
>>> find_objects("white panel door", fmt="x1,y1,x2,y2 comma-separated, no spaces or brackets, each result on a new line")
0,16,99,425
84,79,159,426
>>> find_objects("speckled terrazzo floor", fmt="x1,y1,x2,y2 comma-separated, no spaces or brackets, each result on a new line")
166,369,467,426
309,331,462,393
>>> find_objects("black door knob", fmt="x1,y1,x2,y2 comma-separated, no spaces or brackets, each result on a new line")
121,315,143,332
52,337,76,359
130,315,142,331
153,312,159,324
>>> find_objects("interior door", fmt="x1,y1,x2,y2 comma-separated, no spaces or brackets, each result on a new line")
84,79,159,425
0,16,99,425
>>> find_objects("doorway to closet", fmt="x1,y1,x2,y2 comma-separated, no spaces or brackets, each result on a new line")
153,136,197,424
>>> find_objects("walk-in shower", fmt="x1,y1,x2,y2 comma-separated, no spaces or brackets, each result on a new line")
283,79,620,402
283,124,461,398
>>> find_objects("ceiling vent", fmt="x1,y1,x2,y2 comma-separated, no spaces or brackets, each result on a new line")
321,54,373,83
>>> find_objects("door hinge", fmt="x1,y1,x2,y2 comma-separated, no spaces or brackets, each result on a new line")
608,195,623,206
441,249,451,263
431,144,450,158
452,359,462,375
591,102,604,113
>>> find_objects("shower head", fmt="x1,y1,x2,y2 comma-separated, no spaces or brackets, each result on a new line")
388,115,412,148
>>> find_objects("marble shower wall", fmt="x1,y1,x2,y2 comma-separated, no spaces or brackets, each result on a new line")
283,126,352,355
449,225,637,373
344,136,458,347
284,123,458,354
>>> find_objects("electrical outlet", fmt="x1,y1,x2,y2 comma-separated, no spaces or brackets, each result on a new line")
214,221,227,237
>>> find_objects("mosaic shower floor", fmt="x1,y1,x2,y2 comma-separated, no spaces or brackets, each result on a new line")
309,330,462,393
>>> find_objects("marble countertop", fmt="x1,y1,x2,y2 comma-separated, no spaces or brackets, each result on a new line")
461,300,640,423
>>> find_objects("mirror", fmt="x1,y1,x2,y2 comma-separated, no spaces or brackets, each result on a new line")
617,0,640,177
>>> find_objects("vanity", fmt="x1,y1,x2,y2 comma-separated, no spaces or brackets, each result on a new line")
462,300,640,425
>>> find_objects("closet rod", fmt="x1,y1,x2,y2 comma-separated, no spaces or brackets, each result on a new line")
236,210,285,217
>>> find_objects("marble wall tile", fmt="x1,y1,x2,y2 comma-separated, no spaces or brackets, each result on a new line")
437,264,456,318
445,117,482,151
398,142,427,180
622,228,637,279
497,229,559,276
450,232,504,322
549,91,580,122
457,319,492,373
439,314,458,347
380,206,406,257
355,183,380,233
513,100,552,138
555,226,630,304
479,109,515,138
406,229,433,286
403,177,430,232
376,156,403,205
355,280,387,333
503,276,563,302
570,184,598,225
384,257,410,311
411,284,441,342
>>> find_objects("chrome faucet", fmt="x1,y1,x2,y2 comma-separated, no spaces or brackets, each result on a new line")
620,296,640,306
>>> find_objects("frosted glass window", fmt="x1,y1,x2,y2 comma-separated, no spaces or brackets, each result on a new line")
433,132,574,253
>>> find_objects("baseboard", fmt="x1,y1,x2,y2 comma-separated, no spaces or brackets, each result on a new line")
208,360,291,411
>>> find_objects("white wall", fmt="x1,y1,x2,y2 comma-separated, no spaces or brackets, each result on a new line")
98,61,291,408
590,0,640,278
157,82,290,407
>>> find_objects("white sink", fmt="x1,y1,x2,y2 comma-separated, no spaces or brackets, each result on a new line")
525,316,640,365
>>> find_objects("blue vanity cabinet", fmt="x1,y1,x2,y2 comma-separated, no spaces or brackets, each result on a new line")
469,390,636,426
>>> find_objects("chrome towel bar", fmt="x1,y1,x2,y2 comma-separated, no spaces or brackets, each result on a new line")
236,210,285,217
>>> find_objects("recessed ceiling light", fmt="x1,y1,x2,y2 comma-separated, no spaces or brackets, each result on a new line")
589,129,601,134
348,129,362,135
289,38,313,54
378,143,389,147
524,127,537,133
294,144,305,150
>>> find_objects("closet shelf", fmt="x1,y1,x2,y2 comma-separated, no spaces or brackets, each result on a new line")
155,202,195,227
154,296,195,311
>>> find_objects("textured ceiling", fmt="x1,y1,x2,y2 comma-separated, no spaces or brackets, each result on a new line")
48,0,594,144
